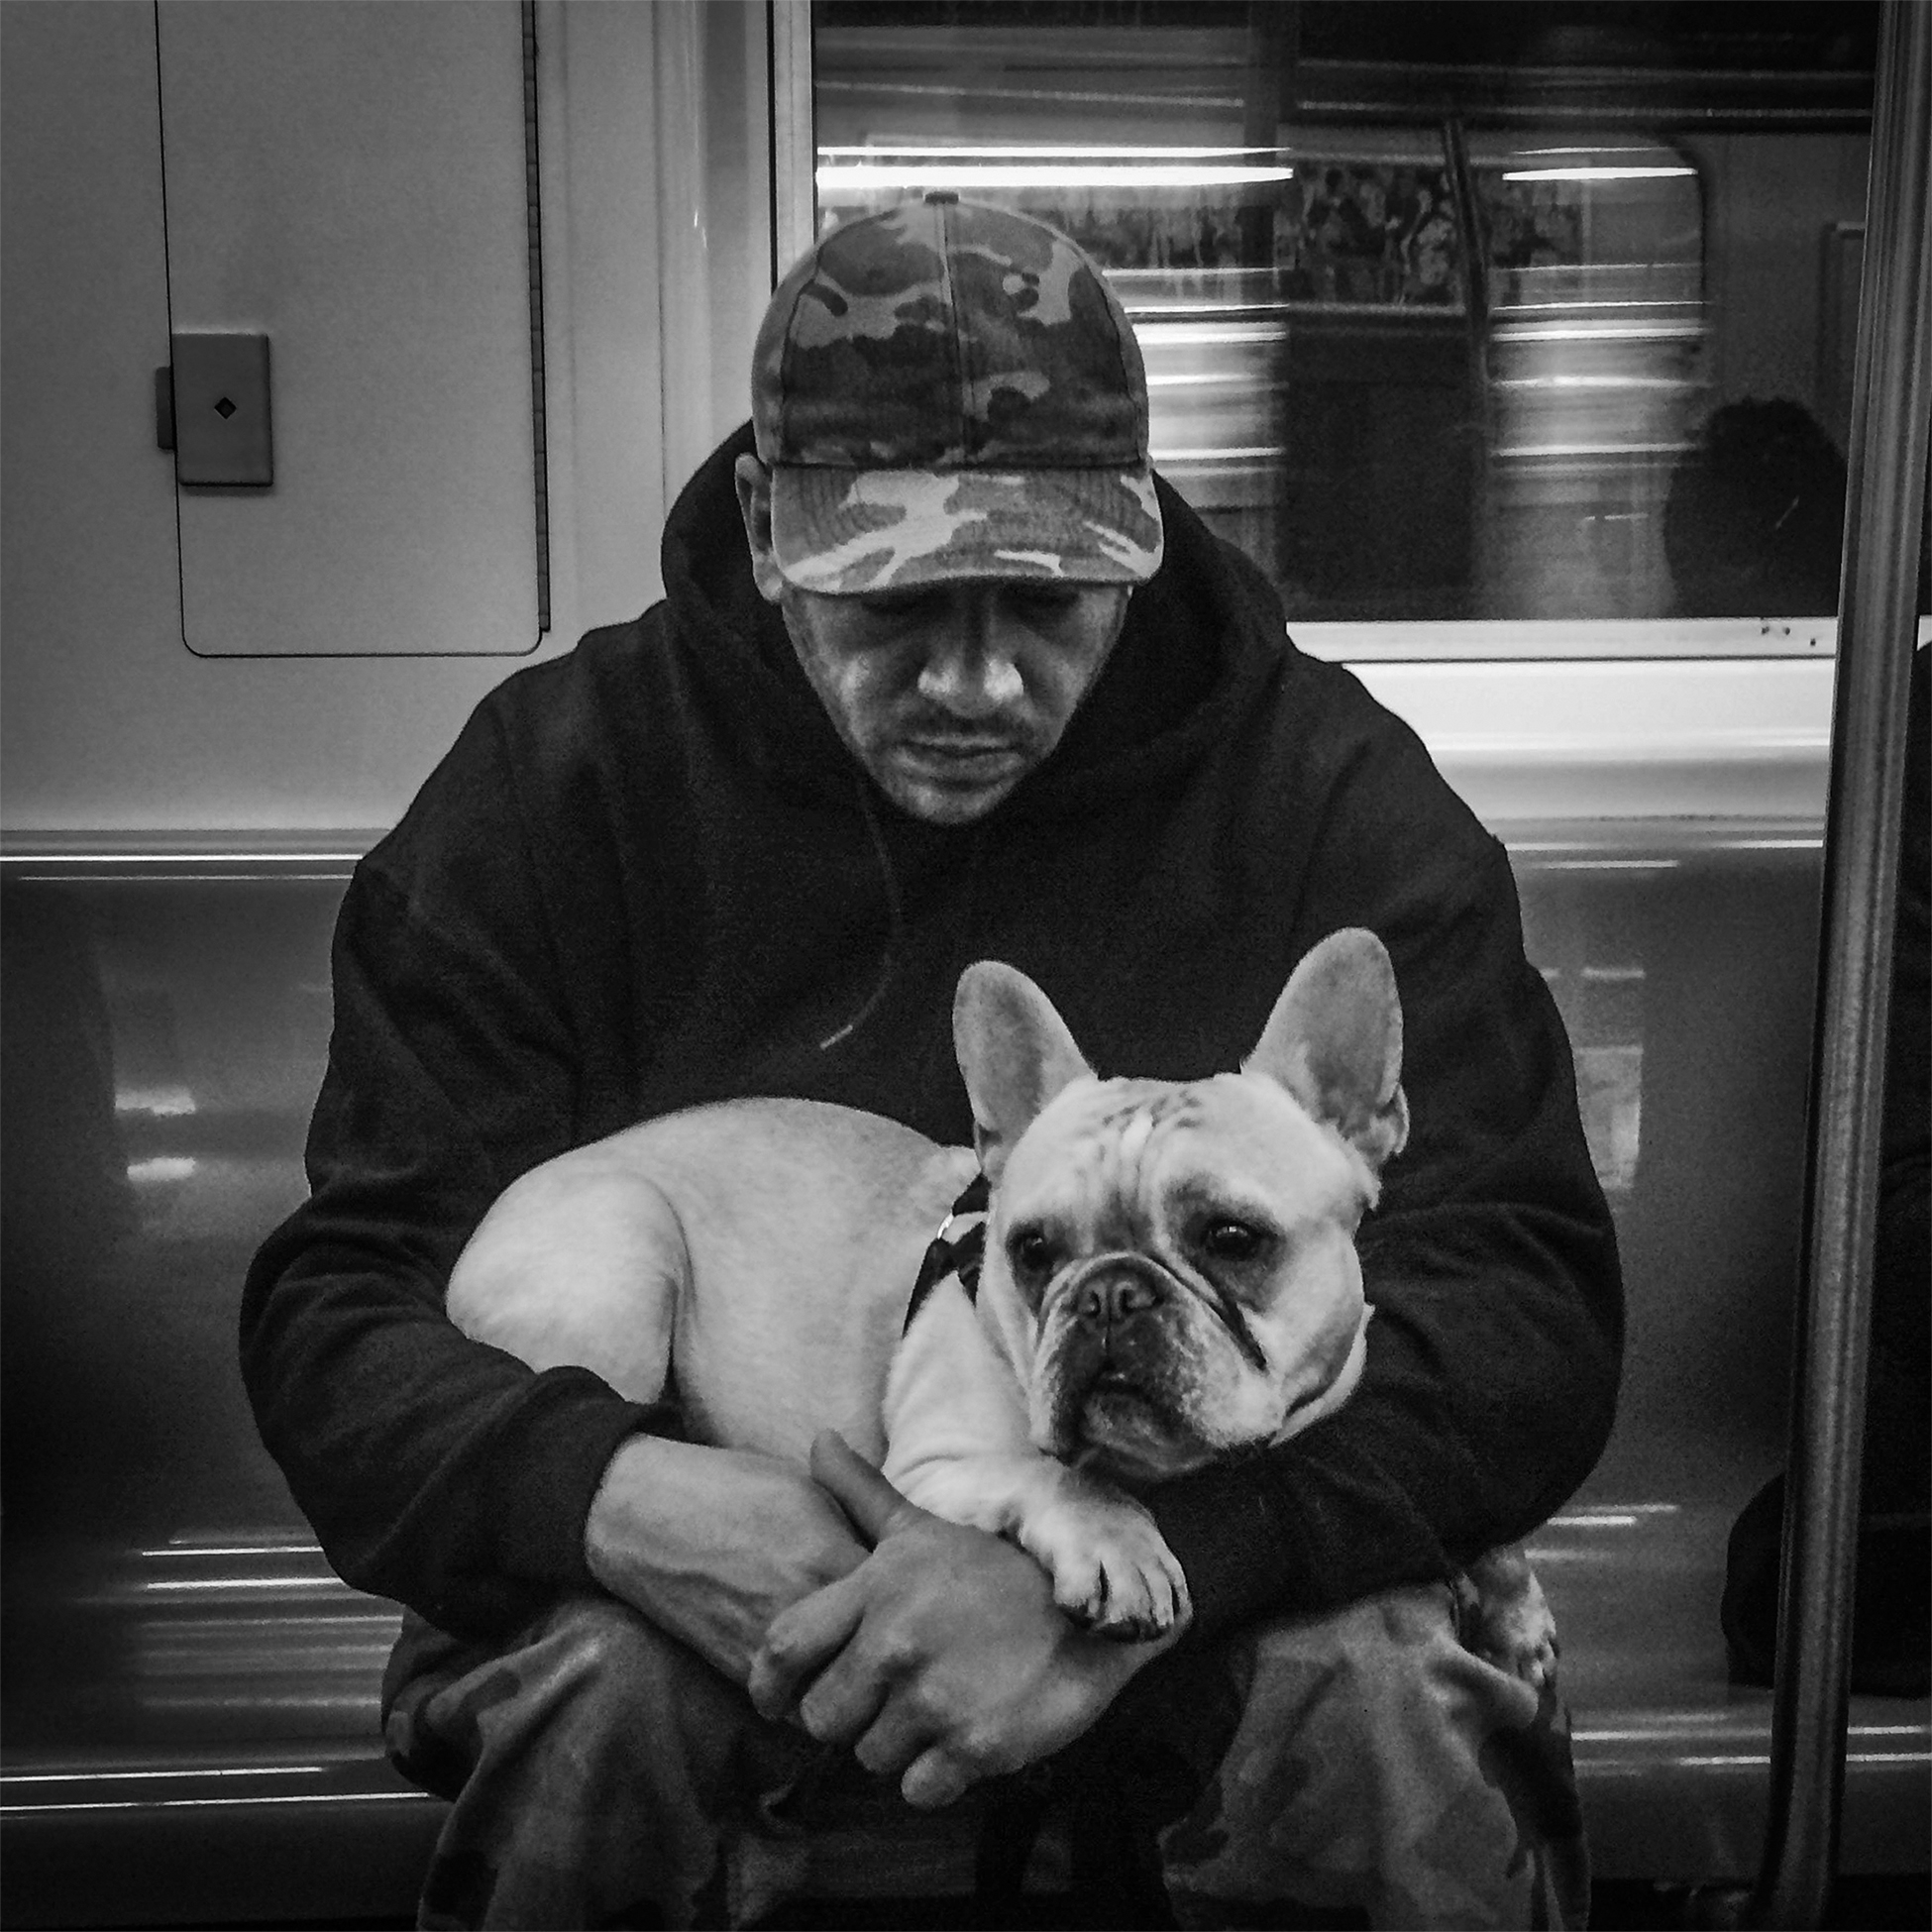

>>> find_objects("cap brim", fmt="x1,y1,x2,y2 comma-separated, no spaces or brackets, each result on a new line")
770,466,1164,595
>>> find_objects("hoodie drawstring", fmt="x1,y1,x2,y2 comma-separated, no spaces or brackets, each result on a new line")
817,777,909,1051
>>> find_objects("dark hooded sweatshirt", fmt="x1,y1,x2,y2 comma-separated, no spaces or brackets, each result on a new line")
242,424,1622,1649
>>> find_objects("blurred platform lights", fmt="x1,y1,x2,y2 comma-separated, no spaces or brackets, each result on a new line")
1475,144,1707,619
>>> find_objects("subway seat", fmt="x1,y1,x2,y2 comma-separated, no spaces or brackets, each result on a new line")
1,856,1924,1926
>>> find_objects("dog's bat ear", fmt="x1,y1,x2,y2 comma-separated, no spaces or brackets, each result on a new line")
953,962,1094,1184
1243,928,1409,1172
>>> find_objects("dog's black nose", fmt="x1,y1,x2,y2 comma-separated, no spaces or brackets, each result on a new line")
1075,1270,1162,1330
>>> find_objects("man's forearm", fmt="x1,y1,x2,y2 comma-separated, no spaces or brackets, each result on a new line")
750,1434,1187,1806
584,1434,871,1683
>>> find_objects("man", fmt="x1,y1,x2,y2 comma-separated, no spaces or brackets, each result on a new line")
243,197,1621,1929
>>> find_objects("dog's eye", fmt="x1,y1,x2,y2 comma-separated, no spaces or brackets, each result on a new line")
1009,1228,1058,1282
1200,1219,1267,1263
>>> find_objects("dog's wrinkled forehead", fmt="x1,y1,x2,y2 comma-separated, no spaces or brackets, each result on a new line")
1008,1072,1370,1221
1020,1080,1195,1183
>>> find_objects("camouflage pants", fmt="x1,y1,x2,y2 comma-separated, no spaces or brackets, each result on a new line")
382,1584,1588,1930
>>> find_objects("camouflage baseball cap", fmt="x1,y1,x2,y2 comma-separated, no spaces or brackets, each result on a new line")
751,194,1163,594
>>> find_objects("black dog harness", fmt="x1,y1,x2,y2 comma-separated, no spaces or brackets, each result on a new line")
903,1172,990,1332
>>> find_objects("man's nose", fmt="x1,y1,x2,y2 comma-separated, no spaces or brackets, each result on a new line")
915,592,1024,713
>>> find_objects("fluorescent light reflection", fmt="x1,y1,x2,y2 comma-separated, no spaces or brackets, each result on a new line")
3,1765,325,1783
1503,299,1704,314
1530,859,1679,873
819,145,1285,160
0,852,362,866
1497,444,1693,461
3,1790,430,1815
1501,165,1695,182
1494,376,1691,393
1497,323,1706,344
1136,321,1285,348
1554,1501,1680,1517
140,1543,324,1559
117,1085,197,1118
820,163,1294,191
1153,446,1285,465
128,1156,196,1185
142,1575,329,1593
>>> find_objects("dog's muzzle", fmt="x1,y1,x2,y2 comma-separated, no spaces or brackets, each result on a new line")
1060,1250,1176,1332
1040,1252,1228,1475
1055,1250,1268,1373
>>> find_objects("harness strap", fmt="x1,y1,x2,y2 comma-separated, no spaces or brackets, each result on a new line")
903,1171,990,1334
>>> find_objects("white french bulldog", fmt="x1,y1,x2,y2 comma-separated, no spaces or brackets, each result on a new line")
448,928,1555,1672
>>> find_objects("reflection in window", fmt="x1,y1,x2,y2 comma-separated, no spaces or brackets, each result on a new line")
811,2,1878,640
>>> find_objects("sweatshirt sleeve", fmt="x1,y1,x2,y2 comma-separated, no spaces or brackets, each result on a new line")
240,701,676,1644
1144,833,1625,1640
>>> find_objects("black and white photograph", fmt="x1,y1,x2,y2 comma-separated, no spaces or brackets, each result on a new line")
2,4,1926,1928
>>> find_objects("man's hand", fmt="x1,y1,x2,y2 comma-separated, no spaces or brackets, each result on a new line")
748,1433,1185,1809
584,1434,870,1685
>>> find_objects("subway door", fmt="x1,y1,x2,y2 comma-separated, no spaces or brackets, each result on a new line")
2,0,777,840
156,0,548,665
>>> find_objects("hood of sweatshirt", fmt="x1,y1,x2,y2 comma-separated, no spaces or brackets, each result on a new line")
659,423,1294,824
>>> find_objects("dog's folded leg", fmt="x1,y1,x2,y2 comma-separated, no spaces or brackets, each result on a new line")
885,1282,1190,1639
898,1449,1189,1640
1003,1463,1191,1639
447,1156,686,1405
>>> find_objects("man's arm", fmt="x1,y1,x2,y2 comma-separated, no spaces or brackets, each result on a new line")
749,1435,1182,1808
241,700,668,1642
585,1435,870,1682
243,698,879,1656
1144,835,1624,1638
241,847,646,1640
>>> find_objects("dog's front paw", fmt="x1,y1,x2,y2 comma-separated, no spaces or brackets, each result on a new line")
1456,1544,1559,1690
1017,1476,1191,1641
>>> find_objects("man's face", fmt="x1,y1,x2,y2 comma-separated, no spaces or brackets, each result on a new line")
736,457,1131,825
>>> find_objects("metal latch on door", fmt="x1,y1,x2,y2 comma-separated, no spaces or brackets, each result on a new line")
156,332,273,486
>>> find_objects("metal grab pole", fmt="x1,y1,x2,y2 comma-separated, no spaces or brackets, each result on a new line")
1749,4,1932,1926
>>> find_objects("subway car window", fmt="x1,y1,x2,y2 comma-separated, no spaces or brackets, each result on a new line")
812,0,1884,646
